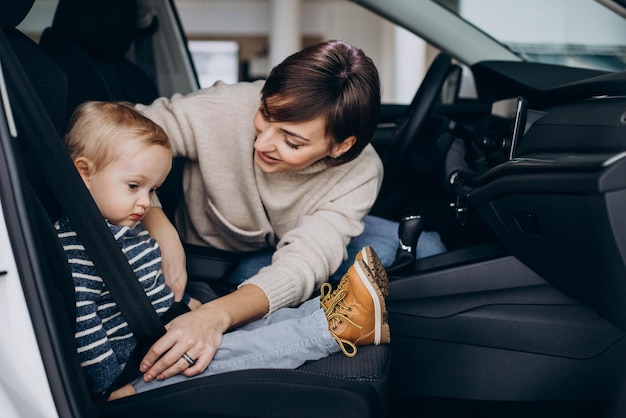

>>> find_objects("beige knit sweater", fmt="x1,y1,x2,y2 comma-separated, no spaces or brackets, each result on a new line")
137,81,383,312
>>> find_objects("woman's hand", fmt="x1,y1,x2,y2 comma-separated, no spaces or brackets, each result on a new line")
140,304,228,381
140,284,269,381
143,207,188,302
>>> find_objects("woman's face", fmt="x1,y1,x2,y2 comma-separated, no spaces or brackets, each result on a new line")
253,108,341,173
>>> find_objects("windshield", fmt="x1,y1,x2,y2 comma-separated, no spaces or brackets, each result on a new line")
434,0,626,72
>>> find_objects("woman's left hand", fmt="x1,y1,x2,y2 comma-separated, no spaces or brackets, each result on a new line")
139,284,269,381
140,303,228,381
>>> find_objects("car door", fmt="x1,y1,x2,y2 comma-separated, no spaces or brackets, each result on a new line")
0,56,95,418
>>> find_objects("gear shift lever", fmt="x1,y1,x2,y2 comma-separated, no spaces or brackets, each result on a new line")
387,215,425,276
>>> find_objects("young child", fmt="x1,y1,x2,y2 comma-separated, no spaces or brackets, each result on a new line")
57,101,390,401
55,101,199,399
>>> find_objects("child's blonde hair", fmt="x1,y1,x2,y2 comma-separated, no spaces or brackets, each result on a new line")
65,101,170,171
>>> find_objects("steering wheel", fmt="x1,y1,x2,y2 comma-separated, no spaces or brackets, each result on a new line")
379,52,454,195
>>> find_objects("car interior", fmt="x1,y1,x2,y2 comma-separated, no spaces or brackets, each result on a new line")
2,0,626,417
1,0,389,417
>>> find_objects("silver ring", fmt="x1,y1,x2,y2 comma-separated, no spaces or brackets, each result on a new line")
181,352,196,367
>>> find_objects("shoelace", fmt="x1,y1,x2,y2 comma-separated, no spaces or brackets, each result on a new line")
320,281,361,357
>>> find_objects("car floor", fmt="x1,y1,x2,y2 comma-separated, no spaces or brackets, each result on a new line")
387,397,611,418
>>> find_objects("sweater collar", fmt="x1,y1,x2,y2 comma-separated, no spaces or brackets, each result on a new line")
296,159,331,175
106,219,145,241
254,157,332,180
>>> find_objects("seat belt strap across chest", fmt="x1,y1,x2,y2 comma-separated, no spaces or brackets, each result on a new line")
0,29,165,343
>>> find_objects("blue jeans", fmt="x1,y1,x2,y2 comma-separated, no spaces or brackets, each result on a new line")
227,215,447,284
132,215,446,393
132,298,339,393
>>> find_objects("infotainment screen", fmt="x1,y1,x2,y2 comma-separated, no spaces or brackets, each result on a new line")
491,96,528,160
508,96,528,160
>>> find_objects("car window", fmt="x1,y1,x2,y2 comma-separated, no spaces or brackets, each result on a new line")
433,0,626,71
18,0,435,104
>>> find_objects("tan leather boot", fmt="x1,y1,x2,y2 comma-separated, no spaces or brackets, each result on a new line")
320,258,390,357
321,246,388,311
355,246,389,297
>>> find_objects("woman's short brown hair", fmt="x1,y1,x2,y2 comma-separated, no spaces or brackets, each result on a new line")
261,40,381,166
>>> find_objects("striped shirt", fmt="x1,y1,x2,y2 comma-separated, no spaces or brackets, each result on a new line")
55,216,175,394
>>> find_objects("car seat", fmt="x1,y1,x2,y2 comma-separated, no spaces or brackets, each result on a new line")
39,0,159,122
0,0,391,417
39,0,188,234
0,0,67,221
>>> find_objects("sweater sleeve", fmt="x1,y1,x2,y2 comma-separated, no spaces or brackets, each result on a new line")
243,149,384,312
75,292,123,394
135,81,264,160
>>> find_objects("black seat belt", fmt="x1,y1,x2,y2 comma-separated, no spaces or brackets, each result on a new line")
0,29,166,344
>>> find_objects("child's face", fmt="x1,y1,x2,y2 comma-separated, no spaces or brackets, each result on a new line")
80,141,172,227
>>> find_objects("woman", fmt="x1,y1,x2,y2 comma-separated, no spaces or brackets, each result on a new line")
137,40,441,383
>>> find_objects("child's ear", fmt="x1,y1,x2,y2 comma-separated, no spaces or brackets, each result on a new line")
73,157,94,185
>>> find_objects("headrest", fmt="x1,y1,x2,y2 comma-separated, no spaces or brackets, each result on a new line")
0,0,36,28
52,0,138,60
